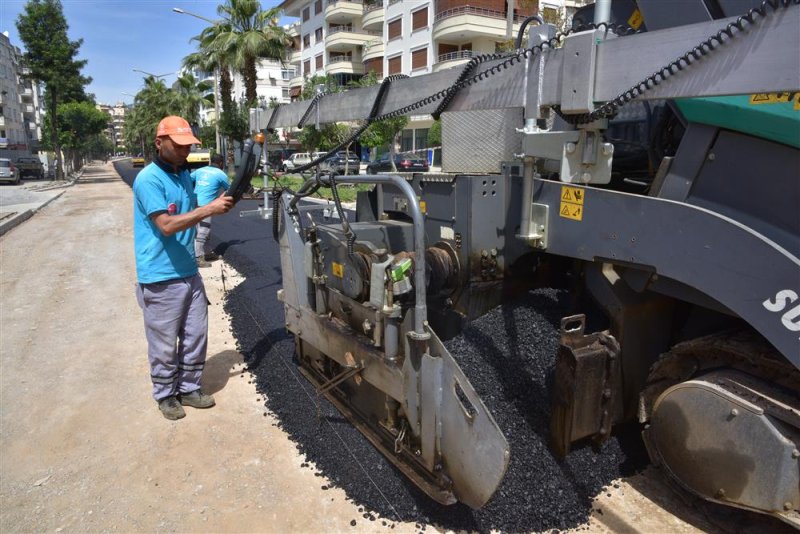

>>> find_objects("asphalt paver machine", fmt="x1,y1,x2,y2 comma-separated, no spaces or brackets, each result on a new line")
241,0,800,525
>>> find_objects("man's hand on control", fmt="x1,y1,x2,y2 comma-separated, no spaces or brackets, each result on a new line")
205,193,234,216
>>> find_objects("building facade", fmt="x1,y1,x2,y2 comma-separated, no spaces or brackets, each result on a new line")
0,31,45,158
96,102,128,151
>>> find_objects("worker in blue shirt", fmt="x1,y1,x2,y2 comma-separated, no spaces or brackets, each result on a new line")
133,116,234,420
191,153,229,267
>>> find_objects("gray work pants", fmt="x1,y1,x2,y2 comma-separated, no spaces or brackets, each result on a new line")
194,217,212,259
136,275,208,401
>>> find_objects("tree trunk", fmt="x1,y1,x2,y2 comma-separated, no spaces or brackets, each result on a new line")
389,132,400,172
50,90,62,181
219,67,236,172
244,58,257,105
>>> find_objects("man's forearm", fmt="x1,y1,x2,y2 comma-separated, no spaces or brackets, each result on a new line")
153,205,215,236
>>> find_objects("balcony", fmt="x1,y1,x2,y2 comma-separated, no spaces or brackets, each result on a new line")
325,0,363,24
22,104,35,116
289,48,302,63
326,26,380,52
362,39,385,62
432,50,475,72
0,116,5,127
19,87,34,101
289,74,305,90
433,6,525,42
326,55,365,76
362,1,384,30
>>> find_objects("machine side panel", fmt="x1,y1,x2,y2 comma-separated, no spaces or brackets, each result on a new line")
532,180,800,365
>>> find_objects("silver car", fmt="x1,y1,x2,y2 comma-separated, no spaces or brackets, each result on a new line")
0,158,20,184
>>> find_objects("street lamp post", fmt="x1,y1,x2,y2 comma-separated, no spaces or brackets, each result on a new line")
172,7,222,155
132,69,172,80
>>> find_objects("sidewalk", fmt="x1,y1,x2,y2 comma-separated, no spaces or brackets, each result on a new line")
0,163,417,533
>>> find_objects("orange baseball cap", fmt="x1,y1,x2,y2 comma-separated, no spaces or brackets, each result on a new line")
155,116,201,145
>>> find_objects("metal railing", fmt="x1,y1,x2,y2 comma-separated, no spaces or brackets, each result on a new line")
326,0,363,7
328,55,354,64
363,1,383,12
434,5,527,24
328,25,382,36
436,50,475,63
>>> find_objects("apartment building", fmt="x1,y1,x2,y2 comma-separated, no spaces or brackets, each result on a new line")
0,32,45,157
279,0,585,153
96,102,127,150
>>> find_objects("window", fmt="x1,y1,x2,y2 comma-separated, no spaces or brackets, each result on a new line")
364,58,383,78
388,55,401,75
315,27,323,43
282,87,290,99
303,59,311,74
302,7,310,21
281,69,295,80
315,54,323,69
315,0,322,14
303,34,311,48
411,47,427,70
387,18,402,40
415,128,429,150
412,7,427,31
401,129,413,152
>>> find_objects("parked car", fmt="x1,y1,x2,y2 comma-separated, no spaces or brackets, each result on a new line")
282,152,312,173
0,158,20,184
131,154,146,168
366,153,429,174
319,151,361,176
267,148,298,169
15,157,44,179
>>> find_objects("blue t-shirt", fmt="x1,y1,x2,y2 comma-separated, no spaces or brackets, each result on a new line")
191,165,229,207
133,161,198,284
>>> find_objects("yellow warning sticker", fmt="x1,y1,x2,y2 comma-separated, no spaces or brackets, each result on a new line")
749,92,793,105
332,262,344,278
561,186,585,205
627,9,643,31
795,93,800,111
560,186,585,221
419,200,427,214
560,203,583,221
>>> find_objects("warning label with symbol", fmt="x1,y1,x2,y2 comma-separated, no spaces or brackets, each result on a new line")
560,186,585,221
332,262,344,278
749,93,793,105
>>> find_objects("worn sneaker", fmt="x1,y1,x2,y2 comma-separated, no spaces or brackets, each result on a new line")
196,258,212,268
204,252,221,262
179,389,215,409
158,396,186,420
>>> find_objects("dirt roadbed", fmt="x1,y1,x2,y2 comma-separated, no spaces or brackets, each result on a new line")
0,163,784,533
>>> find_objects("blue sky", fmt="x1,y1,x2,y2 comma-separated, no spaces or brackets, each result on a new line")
0,0,291,105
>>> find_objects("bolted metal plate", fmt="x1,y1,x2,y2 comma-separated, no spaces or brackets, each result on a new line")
645,371,799,516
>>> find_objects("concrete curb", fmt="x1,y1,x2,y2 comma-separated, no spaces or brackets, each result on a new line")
0,190,65,237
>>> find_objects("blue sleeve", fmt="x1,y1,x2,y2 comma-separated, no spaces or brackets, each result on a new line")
134,174,167,217
219,169,230,190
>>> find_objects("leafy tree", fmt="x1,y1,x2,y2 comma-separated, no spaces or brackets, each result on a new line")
16,0,91,180
57,101,110,170
428,119,441,146
354,72,407,169
218,99,250,158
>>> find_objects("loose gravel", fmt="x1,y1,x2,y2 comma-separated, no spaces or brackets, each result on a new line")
220,207,647,533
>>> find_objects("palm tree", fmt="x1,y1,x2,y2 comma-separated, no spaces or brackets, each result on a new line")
184,25,236,166
172,72,214,126
214,0,290,105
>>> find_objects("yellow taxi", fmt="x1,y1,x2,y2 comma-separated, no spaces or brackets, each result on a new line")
186,148,211,170
132,155,146,168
